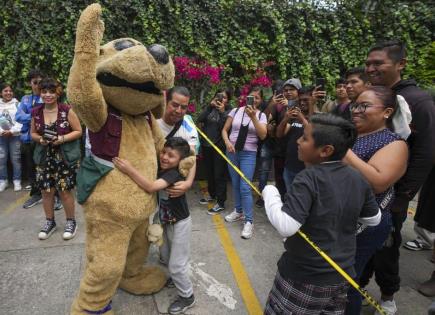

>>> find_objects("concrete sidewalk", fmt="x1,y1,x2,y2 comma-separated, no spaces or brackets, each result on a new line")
0,183,432,314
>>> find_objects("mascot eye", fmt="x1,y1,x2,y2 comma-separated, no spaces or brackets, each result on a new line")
114,40,136,51
147,44,169,65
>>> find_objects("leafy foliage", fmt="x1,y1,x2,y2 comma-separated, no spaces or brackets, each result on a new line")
0,0,433,100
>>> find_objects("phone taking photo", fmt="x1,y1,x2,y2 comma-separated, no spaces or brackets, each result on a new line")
246,95,255,108
315,78,326,91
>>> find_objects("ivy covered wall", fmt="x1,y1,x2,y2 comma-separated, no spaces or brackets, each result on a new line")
0,0,433,96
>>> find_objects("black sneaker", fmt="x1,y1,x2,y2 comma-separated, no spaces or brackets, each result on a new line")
168,295,195,314
54,197,63,211
199,197,215,205
255,198,264,208
38,219,57,240
165,278,175,288
63,219,77,240
23,194,43,209
207,203,225,215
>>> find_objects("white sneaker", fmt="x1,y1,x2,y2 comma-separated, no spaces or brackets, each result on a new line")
13,180,22,191
0,180,8,192
375,299,397,315
241,222,254,239
225,209,244,222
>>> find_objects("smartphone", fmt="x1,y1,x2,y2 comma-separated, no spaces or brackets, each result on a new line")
315,77,326,91
246,95,254,107
216,92,224,102
288,99,296,108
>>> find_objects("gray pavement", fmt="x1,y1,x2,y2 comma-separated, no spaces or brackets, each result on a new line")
0,183,432,314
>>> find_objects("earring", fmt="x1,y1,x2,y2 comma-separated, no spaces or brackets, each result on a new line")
384,115,389,119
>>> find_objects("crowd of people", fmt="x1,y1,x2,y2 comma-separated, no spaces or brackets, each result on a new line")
1,39,434,314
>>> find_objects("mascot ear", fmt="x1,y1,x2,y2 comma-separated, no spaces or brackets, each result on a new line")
151,100,165,119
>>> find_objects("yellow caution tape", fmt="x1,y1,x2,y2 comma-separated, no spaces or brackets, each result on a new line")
187,118,386,315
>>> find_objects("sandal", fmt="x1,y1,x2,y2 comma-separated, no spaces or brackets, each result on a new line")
403,239,431,251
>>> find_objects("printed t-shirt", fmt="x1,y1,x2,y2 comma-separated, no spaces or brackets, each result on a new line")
158,168,189,223
284,120,305,172
228,107,267,152
157,116,199,152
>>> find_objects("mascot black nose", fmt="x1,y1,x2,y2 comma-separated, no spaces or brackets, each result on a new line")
147,44,169,65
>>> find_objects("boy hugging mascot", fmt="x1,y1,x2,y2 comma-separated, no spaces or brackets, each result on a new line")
67,3,194,314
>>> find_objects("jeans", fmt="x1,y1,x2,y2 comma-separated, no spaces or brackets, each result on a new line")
345,211,392,315
273,157,286,198
227,150,256,223
257,144,273,194
283,167,300,192
0,136,21,180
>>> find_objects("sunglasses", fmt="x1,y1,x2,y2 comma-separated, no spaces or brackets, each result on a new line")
349,102,385,113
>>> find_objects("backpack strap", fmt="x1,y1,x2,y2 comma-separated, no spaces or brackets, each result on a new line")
166,119,183,140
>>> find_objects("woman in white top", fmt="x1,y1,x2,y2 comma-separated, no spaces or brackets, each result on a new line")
0,83,22,191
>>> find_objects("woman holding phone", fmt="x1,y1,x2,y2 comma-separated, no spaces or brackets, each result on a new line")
221,86,267,239
197,89,232,214
30,78,82,240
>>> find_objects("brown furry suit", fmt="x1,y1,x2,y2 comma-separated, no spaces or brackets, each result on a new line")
67,3,178,314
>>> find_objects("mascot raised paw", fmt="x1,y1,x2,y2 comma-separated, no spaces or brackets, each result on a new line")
67,3,174,314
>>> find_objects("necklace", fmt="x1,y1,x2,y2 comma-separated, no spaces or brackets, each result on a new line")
44,108,57,113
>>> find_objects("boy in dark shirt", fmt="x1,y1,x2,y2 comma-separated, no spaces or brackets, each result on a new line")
113,137,195,315
262,114,381,315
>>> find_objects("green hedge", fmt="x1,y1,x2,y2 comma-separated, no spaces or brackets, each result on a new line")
1,0,433,97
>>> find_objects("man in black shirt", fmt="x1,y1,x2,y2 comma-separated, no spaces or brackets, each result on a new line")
263,114,380,315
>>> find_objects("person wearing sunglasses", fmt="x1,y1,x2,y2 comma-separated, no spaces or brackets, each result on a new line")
342,86,408,314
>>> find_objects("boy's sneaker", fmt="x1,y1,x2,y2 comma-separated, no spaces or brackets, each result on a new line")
38,219,57,240
207,203,225,215
241,222,254,239
0,180,8,192
54,197,63,211
199,197,215,205
225,209,244,222
63,219,77,240
375,299,397,315
13,180,22,191
255,198,264,208
23,194,43,209
168,294,195,315
165,277,175,288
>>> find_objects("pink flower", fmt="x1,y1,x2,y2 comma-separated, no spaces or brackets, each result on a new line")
187,103,196,113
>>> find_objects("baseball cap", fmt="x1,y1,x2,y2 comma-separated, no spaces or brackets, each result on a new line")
283,78,302,90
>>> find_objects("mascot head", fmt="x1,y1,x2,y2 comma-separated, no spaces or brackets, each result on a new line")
96,38,174,117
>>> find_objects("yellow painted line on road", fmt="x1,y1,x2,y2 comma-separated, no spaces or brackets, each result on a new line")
199,179,262,315
211,215,263,315
3,194,29,215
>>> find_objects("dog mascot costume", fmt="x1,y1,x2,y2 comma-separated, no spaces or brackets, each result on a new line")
67,3,193,314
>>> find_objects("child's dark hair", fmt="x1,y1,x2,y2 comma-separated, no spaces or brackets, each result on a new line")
310,113,357,160
27,69,44,82
164,137,191,159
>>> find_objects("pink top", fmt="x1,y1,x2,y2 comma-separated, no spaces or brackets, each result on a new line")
228,107,267,152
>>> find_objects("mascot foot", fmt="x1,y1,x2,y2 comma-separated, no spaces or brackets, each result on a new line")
119,266,166,295
71,299,115,315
